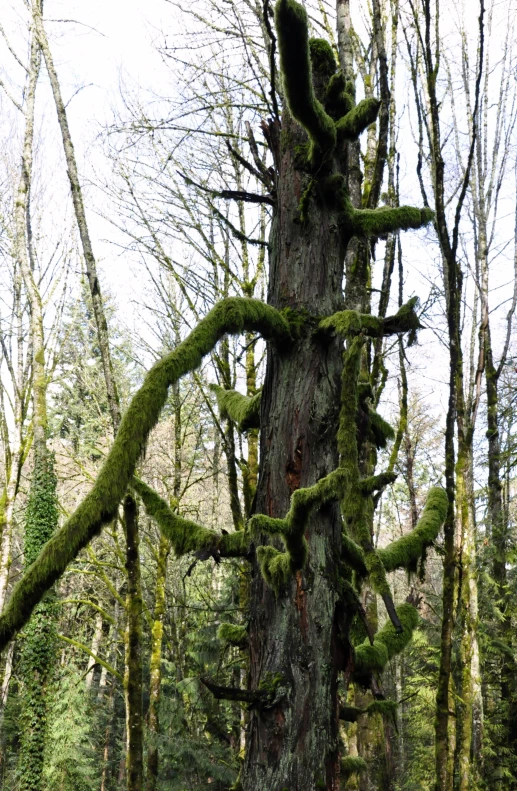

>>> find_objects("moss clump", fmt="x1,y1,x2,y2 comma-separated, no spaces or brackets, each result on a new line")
0,297,288,652
211,385,261,432
378,487,447,572
324,71,354,119
217,623,248,647
369,410,395,449
309,38,336,80
335,97,380,140
320,298,422,341
275,0,336,164
341,756,367,777
133,477,248,558
354,603,419,682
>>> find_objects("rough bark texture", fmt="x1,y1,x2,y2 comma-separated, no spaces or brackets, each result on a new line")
123,495,143,791
241,101,345,790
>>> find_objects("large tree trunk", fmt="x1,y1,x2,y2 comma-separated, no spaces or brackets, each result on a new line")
242,106,345,790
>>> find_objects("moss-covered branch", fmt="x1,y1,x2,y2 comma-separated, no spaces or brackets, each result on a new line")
354,602,419,684
132,477,248,559
320,297,422,339
211,385,262,432
0,298,289,651
335,97,380,140
378,487,447,572
275,0,336,164
250,468,347,592
217,623,248,648
350,205,434,238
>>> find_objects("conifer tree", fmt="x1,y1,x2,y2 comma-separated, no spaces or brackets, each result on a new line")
0,2,448,788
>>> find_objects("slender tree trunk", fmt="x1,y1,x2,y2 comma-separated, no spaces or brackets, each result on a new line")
123,495,143,791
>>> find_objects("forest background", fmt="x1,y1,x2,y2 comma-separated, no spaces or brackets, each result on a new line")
0,0,516,790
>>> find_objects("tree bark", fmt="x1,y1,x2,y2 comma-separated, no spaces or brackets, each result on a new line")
241,104,345,790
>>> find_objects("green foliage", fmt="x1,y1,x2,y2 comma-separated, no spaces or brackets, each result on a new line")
275,0,336,164
211,385,261,432
43,664,100,791
18,452,59,791
0,297,289,652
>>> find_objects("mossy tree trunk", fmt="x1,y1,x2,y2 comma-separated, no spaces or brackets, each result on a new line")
123,495,143,791
242,100,345,788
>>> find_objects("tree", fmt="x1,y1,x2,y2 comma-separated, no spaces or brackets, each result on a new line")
0,2,448,789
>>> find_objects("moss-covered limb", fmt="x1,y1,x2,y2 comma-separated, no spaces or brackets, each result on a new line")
275,0,336,164
200,677,268,705
359,472,397,496
341,756,367,777
350,204,434,238
354,602,419,681
132,477,249,559
211,385,262,432
378,487,448,572
319,298,421,339
251,468,346,591
0,298,286,652
335,97,381,140
324,71,354,119
369,410,395,449
56,634,123,681
217,623,248,648
342,534,367,576
339,705,363,722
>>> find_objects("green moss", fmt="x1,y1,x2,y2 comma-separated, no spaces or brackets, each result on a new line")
0,297,288,651
335,97,380,140
217,623,248,647
342,534,367,575
324,72,354,119
211,385,261,432
251,468,347,590
354,603,419,682
378,487,447,572
320,298,422,340
309,38,336,80
275,0,336,165
368,410,395,449
350,204,434,238
341,756,367,777
132,477,248,558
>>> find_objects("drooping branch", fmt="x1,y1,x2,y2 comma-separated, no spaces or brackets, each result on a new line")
132,477,248,559
0,298,290,651
211,385,262,432
275,0,336,164
201,678,268,705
